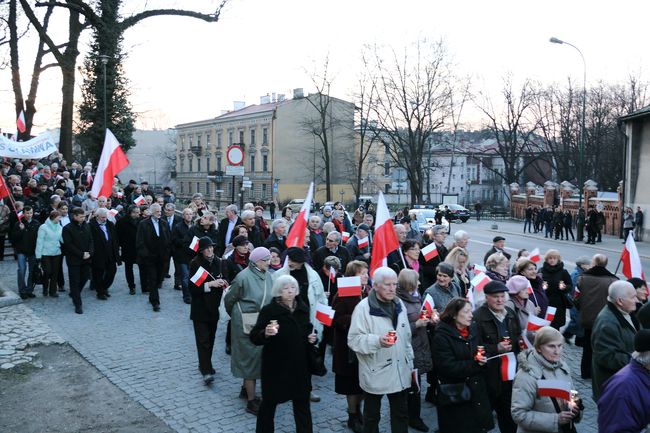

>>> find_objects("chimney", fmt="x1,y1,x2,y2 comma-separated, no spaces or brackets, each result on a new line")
260,94,270,104
293,88,304,99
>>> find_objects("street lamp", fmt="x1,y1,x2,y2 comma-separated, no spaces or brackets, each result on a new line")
549,37,586,209
98,54,110,132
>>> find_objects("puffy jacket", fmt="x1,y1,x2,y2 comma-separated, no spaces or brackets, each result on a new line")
348,290,414,395
511,349,580,433
35,218,62,258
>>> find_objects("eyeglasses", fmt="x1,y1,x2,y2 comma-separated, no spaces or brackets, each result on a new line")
326,238,339,242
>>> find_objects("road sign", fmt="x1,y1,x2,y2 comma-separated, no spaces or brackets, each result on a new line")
392,181,407,191
243,181,252,188
226,145,244,166
215,189,224,193
225,165,245,176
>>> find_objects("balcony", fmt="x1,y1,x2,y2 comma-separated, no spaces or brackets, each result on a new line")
190,145,202,156
170,170,177,179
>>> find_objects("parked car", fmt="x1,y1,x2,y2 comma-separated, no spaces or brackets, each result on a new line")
437,204,471,222
287,199,315,213
409,208,449,233
319,201,335,212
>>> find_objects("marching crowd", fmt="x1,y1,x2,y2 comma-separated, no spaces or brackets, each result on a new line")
2,153,650,433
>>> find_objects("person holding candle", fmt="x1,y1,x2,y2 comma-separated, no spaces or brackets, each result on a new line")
540,250,574,330
511,326,582,433
516,258,548,318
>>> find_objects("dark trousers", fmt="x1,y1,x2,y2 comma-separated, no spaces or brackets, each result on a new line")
172,257,182,288
192,320,217,375
92,262,117,296
41,255,62,295
523,219,532,233
586,227,597,243
554,225,564,240
491,383,517,433
624,227,633,241
565,226,575,241
406,378,423,422
597,229,602,242
124,260,136,289
256,398,312,433
57,256,65,290
581,328,593,378
363,390,408,433
144,259,165,306
0,234,5,259
68,263,90,307
544,222,552,238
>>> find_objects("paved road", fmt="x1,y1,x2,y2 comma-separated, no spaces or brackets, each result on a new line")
0,218,612,433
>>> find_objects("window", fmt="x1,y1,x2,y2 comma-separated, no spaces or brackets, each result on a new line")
239,130,244,143
189,135,193,146
262,155,268,172
197,134,201,147
206,156,211,171
180,159,184,172
206,182,210,196
384,184,390,193
197,158,201,172
384,162,390,176
196,182,200,194
217,132,222,147
189,158,193,171
261,184,267,199
262,128,268,145
180,182,184,194
250,129,255,145
228,131,233,146
250,155,256,172
180,136,184,150
189,182,192,194
217,155,222,171
206,132,211,146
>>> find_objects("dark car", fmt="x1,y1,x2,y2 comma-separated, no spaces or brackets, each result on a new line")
437,204,471,222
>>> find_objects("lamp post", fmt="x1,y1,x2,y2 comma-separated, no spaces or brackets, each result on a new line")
549,37,586,209
98,54,110,132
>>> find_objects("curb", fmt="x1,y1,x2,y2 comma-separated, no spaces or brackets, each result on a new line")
0,288,22,308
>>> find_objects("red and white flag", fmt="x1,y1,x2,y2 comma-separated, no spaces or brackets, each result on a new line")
499,352,517,381
16,210,23,221
422,293,435,314
108,209,119,218
421,242,439,262
369,192,400,277
529,248,542,263
0,175,10,200
133,195,145,206
521,331,533,349
621,232,645,280
117,191,124,198
537,379,572,400
341,231,350,243
189,236,200,252
337,276,362,297
190,266,209,286
472,264,487,275
527,315,551,331
545,306,557,322
471,272,491,292
527,280,533,295
91,129,129,200
328,266,336,283
467,286,476,309
358,236,369,249
16,110,26,133
315,302,335,326
286,183,313,248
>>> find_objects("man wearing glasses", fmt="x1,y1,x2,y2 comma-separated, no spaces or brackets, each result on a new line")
313,231,351,273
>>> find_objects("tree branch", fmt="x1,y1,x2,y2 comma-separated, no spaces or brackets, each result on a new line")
121,1,228,30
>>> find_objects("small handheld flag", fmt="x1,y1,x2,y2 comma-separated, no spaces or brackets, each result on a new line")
190,266,209,286
315,303,335,326
529,248,542,263
358,236,369,249
527,315,551,331
545,306,557,322
499,352,517,381
421,242,439,262
134,195,145,205
189,236,200,252
471,272,491,291
337,276,362,297
537,379,572,400
341,232,350,243
328,266,336,283
422,293,435,314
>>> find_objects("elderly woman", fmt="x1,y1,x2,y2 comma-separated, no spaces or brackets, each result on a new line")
433,298,493,433
424,262,461,312
224,235,252,280
224,247,274,416
485,252,510,283
322,221,336,235
445,246,471,298
516,258,550,319
540,250,574,330
223,224,254,258
186,212,219,260
398,269,437,432
264,218,287,253
332,260,369,433
35,210,63,297
511,327,582,433
506,275,539,331
391,239,421,275
250,275,317,433
450,229,469,250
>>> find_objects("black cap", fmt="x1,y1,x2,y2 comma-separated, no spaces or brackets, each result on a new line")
483,280,508,294
198,237,215,252
357,223,371,232
286,246,306,263
634,329,650,352
493,236,506,243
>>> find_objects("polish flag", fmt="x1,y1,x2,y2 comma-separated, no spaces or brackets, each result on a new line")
527,280,533,295
107,209,119,218
91,129,130,200
16,210,23,221
421,242,439,262
529,248,542,263
369,192,400,277
471,272,491,292
527,315,551,331
16,110,26,133
134,195,145,206
341,231,350,243
190,266,209,286
189,236,200,252
621,232,645,280
117,191,123,198
285,183,313,248
422,293,435,314
472,264,487,275
521,331,533,349
329,266,336,282
0,175,10,199
499,352,517,381
545,306,557,322
315,302,335,326
337,276,362,297
537,379,572,400
358,236,369,249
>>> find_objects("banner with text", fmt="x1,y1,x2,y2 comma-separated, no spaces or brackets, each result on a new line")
0,129,59,159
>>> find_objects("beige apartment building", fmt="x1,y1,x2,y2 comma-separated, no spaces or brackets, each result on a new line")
174,91,357,209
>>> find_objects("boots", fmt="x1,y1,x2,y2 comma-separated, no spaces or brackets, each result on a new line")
407,391,429,432
347,412,362,433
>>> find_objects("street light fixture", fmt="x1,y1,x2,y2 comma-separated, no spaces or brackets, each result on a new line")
98,54,110,133
549,37,587,209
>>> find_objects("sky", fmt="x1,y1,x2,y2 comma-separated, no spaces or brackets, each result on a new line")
1,0,649,134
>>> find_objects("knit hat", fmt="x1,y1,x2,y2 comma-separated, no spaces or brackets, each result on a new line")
250,247,271,264
506,275,530,295
484,280,508,295
634,329,650,352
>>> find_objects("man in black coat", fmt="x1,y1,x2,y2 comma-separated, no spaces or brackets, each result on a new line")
472,281,521,433
483,236,511,265
136,203,171,312
216,204,243,257
172,207,195,304
264,218,288,253
345,223,372,264
241,209,263,248
62,207,94,314
162,203,182,285
116,205,142,294
313,231,351,272
10,205,41,299
89,208,120,300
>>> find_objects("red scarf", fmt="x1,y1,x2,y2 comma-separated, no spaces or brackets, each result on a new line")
458,326,469,339
234,250,249,266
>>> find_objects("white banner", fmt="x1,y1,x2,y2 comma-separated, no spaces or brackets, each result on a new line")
0,129,59,159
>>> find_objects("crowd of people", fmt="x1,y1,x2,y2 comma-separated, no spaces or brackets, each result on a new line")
3,153,650,433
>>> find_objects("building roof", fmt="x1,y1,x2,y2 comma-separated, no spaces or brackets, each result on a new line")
619,104,650,122
215,101,284,120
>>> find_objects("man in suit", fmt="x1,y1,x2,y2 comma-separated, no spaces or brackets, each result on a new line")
136,203,171,312
483,236,511,265
163,203,182,287
89,208,120,300
62,207,93,314
216,204,242,256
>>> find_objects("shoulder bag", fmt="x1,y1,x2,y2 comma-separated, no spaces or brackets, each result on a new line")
237,276,268,335
436,379,472,406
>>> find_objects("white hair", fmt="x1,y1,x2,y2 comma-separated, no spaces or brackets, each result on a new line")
373,266,397,286
271,218,286,231
95,207,108,218
272,274,300,297
241,210,255,219
225,204,238,214
632,351,650,366
150,203,162,212
608,280,634,302
454,230,469,241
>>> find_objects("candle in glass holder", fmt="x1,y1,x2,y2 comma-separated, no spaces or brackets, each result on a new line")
542,281,548,290
387,330,397,344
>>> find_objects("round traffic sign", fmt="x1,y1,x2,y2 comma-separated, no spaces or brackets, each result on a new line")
227,145,244,166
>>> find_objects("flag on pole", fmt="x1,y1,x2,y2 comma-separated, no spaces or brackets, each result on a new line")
16,110,26,133
286,183,313,248
337,276,362,297
328,266,336,283
499,352,517,381
527,315,551,331
545,306,557,322
91,129,130,200
341,231,350,243
134,195,145,206
189,236,200,252
537,379,572,400
369,192,399,277
422,293,435,314
315,303,335,326
471,272,491,291
421,242,439,262
190,266,209,287
358,236,369,249
16,210,23,221
621,232,645,280
529,248,542,263
0,175,10,199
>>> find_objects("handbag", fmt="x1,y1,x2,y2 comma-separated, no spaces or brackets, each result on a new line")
237,276,268,335
306,342,327,376
32,263,44,286
436,380,472,406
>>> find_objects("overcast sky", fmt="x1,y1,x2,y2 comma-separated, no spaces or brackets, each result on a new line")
1,0,649,134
